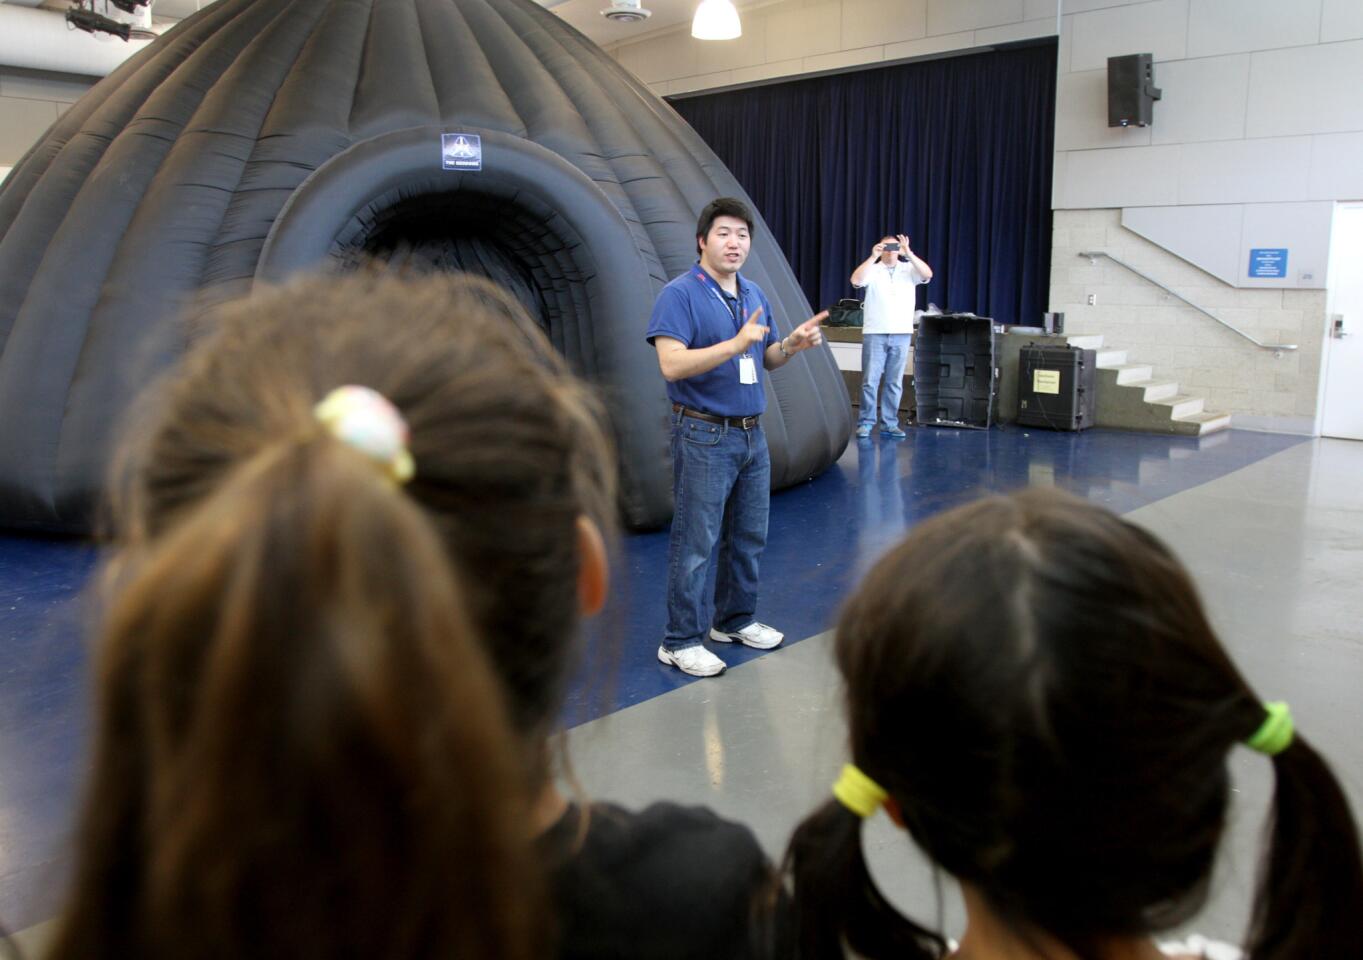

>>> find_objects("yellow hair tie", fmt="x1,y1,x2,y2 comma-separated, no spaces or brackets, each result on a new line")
314,385,415,486
1245,701,1294,756
832,763,887,818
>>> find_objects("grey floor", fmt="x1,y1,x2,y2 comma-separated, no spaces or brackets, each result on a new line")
11,439,1361,955
565,438,1363,945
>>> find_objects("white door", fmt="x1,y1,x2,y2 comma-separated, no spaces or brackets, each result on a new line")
1321,203,1363,440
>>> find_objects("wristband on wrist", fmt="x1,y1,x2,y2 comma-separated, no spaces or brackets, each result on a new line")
778,337,792,358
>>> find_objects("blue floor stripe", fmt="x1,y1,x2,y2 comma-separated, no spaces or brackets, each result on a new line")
563,426,1308,726
0,426,1307,928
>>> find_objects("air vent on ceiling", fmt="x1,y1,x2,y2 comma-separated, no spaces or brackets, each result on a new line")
601,0,651,23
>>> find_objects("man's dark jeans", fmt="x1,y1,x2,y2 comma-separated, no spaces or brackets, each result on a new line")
662,411,770,652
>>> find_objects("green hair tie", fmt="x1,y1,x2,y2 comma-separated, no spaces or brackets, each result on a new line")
832,763,888,818
1245,701,1294,756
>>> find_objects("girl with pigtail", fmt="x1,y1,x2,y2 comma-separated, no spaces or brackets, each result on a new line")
51,269,778,960
783,487,1363,960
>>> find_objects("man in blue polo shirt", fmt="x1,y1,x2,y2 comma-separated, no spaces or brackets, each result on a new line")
646,197,826,677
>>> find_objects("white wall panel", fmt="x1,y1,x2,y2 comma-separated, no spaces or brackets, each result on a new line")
882,30,975,61
1177,137,1312,204
1061,145,1181,208
1308,132,1363,200
1320,0,1363,41
804,46,885,72
1122,203,1244,285
0,96,58,165
617,32,697,83
1069,0,1188,72
731,57,804,86
1187,0,1322,58
1149,54,1249,144
841,0,926,51
975,17,1057,44
1051,149,1070,207
926,0,1022,36
670,71,735,94
1053,0,1155,12
766,2,843,60
0,71,93,103
1246,39,1363,138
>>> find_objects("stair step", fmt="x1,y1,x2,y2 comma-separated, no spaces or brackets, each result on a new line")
1067,334,1105,350
1151,393,1205,419
1174,410,1233,435
1125,378,1179,401
1106,363,1154,384
1095,348,1127,367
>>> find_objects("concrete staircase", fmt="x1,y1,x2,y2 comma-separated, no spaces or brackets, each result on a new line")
1069,335,1232,437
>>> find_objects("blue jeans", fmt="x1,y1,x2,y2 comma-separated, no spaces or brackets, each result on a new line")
859,333,912,429
663,411,771,651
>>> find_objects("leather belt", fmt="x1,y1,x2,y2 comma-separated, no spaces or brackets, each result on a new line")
673,403,760,430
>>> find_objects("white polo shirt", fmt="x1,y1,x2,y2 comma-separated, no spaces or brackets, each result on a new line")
854,260,924,335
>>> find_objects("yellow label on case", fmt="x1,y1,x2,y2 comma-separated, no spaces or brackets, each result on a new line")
1033,369,1060,395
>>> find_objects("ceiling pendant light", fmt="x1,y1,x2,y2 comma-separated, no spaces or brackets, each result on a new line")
691,0,740,40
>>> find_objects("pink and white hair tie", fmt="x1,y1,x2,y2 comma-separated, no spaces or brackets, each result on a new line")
314,385,415,486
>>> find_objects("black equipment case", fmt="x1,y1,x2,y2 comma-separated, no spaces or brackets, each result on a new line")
1016,344,1097,431
913,313,996,429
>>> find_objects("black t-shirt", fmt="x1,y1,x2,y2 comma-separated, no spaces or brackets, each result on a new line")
541,801,786,960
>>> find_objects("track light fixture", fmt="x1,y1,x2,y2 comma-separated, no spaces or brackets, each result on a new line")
66,0,156,41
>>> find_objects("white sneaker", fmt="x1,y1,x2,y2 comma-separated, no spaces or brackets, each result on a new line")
709,622,784,650
657,644,727,677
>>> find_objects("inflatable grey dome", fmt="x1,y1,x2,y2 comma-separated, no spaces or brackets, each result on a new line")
0,0,851,532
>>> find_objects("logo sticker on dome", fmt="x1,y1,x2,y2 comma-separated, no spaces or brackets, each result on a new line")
441,133,482,171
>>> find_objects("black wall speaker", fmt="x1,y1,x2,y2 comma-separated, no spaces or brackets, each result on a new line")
1107,53,1161,127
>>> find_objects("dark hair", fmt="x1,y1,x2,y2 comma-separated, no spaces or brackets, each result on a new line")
51,282,547,958
784,488,1363,959
695,197,755,255
114,270,617,781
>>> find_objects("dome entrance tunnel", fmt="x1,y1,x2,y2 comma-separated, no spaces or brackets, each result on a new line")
257,126,672,527
335,192,554,340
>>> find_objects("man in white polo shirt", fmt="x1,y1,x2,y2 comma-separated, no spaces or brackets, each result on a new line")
850,234,933,438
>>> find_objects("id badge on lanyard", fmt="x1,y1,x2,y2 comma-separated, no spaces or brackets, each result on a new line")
695,267,758,386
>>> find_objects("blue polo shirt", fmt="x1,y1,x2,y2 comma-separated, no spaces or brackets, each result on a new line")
646,265,778,417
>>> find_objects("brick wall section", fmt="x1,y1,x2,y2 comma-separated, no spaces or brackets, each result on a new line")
1049,209,1327,424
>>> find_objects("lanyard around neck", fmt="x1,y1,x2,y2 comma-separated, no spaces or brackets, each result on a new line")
692,265,745,332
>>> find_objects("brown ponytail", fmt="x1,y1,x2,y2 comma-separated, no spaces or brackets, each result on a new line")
782,799,945,960
52,434,541,960
1246,735,1363,958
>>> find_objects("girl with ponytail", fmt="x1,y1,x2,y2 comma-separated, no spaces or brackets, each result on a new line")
55,269,776,960
50,369,538,958
784,487,1363,960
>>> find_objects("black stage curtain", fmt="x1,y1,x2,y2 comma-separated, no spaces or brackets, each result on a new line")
669,41,1056,327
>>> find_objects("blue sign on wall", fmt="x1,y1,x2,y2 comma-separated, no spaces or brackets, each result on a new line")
1248,248,1288,278
441,133,482,171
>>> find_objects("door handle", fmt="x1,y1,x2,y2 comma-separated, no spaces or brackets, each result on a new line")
1333,314,1348,338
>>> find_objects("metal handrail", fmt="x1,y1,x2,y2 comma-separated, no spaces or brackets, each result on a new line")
1078,251,1298,356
